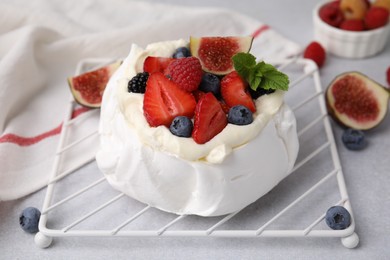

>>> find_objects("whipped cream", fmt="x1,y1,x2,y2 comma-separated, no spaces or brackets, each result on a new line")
96,40,299,216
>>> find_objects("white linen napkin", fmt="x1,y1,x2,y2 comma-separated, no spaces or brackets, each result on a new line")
0,0,301,201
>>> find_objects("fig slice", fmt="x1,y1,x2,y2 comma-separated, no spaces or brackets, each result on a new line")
326,71,390,130
190,36,253,75
68,60,121,108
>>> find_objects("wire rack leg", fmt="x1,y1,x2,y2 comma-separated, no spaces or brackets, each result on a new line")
341,232,359,249
34,232,53,249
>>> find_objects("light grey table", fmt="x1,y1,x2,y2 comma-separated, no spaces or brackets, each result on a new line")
1,0,389,259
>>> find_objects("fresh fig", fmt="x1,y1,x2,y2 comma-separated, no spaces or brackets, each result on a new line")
190,36,253,75
68,60,121,108
326,71,390,130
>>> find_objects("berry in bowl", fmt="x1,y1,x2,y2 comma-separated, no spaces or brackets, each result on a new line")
313,0,390,58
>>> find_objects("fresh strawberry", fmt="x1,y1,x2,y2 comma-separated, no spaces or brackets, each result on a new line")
166,57,203,92
219,101,230,114
192,93,227,144
143,56,175,74
143,72,196,127
192,90,206,102
340,19,365,31
364,7,389,30
303,41,326,68
220,71,256,112
387,66,390,86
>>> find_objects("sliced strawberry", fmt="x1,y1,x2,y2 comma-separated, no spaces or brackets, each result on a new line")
192,93,227,144
219,100,230,114
192,90,206,102
143,56,175,74
143,72,196,127
220,71,256,112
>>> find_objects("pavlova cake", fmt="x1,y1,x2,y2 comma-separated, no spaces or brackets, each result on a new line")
96,36,299,216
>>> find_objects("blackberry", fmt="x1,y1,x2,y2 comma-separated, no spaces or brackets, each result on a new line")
128,72,149,93
249,87,275,99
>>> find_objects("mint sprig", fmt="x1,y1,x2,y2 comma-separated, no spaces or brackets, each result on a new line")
232,53,289,91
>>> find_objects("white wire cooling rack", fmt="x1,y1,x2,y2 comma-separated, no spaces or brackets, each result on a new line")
35,57,359,249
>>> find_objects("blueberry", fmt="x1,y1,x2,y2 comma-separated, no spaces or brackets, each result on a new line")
172,47,191,59
169,116,193,137
199,73,221,97
342,128,367,150
228,105,253,125
19,207,41,233
325,206,351,230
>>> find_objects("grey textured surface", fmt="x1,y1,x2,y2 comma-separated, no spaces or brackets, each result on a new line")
1,0,390,259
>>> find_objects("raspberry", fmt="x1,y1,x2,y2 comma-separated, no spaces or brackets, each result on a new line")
340,19,365,31
303,41,326,68
166,57,203,92
364,7,389,30
319,1,344,27
128,72,149,93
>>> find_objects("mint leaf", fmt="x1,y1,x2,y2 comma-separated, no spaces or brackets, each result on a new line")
232,53,256,80
261,69,289,91
248,69,263,91
232,53,289,92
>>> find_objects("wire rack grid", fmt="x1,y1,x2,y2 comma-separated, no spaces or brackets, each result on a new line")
34,57,359,249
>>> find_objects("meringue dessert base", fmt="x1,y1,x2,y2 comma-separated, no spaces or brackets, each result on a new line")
96,40,299,216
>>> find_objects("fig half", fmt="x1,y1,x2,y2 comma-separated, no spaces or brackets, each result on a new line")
190,36,253,75
326,71,390,130
68,60,121,108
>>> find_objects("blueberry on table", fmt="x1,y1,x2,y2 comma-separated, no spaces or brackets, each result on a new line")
172,47,191,59
325,206,351,230
199,73,221,97
342,128,367,150
228,105,253,125
169,116,193,137
19,207,41,233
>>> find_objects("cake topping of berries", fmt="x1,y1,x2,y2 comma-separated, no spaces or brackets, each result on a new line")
128,72,149,93
138,37,290,144
143,72,196,127
166,57,203,92
192,93,228,144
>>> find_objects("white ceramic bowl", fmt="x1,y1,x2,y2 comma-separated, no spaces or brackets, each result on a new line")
313,1,390,59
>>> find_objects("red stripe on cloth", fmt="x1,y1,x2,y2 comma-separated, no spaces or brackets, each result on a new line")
251,25,270,38
0,107,91,146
